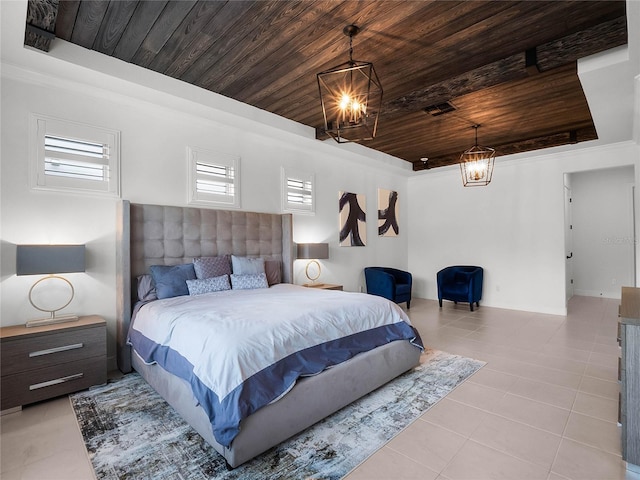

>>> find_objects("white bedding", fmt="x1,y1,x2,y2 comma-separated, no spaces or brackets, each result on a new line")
128,283,422,446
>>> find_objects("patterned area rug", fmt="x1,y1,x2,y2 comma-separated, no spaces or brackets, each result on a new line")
71,349,484,480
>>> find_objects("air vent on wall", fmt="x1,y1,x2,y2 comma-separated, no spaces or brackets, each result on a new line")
423,102,456,116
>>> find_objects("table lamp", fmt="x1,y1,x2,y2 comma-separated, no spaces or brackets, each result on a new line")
297,243,329,284
16,244,85,327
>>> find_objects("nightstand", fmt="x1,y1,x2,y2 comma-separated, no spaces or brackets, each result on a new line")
303,283,343,291
1,315,107,411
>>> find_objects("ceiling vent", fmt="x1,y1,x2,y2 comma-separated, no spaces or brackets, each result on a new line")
424,102,456,116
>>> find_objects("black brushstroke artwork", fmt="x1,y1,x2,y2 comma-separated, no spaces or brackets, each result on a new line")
378,190,399,236
339,192,366,246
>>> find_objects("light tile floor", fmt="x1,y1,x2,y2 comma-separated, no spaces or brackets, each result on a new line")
347,296,640,480
1,296,639,479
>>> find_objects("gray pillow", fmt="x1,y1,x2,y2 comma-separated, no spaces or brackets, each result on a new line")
231,255,265,275
136,274,157,302
264,260,282,286
150,264,196,299
193,255,232,279
230,273,269,290
186,275,231,295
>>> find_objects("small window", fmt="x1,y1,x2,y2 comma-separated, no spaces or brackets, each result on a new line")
31,114,120,196
282,168,314,214
188,147,240,208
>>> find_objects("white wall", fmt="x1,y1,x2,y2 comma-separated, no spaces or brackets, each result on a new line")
406,0,640,316
570,166,636,297
407,142,640,315
0,2,411,369
1,0,639,366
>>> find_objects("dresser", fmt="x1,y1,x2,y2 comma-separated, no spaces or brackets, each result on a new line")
619,287,640,472
1,315,107,411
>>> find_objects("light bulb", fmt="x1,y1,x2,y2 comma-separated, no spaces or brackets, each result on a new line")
339,93,351,111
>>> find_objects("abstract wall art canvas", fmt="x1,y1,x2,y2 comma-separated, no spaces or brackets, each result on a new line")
339,191,366,246
378,188,399,237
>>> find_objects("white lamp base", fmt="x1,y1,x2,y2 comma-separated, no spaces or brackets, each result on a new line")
25,314,79,328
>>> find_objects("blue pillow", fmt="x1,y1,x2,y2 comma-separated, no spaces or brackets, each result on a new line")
150,264,196,299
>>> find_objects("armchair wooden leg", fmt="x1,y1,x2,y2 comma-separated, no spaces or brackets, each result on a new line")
406,300,411,309
470,303,474,312
438,299,442,308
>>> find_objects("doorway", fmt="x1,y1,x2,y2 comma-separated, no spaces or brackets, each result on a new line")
564,166,636,302
563,175,574,303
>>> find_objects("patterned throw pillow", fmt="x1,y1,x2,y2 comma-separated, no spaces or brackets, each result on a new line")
231,255,265,275
150,264,196,299
230,273,269,290
186,275,231,296
193,255,232,279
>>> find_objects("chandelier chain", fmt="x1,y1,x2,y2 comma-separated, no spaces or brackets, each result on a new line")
349,33,354,63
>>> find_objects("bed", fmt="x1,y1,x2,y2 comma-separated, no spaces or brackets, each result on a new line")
115,201,422,468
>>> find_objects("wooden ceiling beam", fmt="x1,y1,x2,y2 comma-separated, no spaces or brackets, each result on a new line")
412,126,598,171
316,15,625,142
385,15,626,116
25,0,59,52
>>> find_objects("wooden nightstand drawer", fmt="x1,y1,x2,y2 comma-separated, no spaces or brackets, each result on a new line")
1,356,106,410
1,325,105,376
0,315,107,411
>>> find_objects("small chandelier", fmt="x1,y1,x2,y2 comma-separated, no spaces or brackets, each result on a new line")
317,25,383,143
460,125,496,187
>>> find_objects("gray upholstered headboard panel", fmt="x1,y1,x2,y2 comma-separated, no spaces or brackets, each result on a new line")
116,200,294,372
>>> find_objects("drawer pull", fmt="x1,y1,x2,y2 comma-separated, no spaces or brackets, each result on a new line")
29,373,84,391
29,343,84,357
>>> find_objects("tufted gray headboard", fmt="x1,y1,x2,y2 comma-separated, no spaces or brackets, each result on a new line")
116,200,294,372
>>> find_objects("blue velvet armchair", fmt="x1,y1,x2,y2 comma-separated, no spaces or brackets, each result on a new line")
437,266,483,311
364,267,412,309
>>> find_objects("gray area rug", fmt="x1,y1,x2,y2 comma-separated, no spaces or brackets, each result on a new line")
71,349,484,480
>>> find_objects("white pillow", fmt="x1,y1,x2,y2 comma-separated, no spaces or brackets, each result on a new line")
231,255,265,275
186,275,231,295
230,273,269,290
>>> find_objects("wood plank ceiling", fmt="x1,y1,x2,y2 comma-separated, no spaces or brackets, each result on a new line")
25,0,627,171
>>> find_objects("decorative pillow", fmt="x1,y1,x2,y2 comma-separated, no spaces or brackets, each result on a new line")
193,255,232,280
150,264,196,299
136,274,157,302
230,273,269,290
186,275,231,296
231,255,265,275
264,260,282,286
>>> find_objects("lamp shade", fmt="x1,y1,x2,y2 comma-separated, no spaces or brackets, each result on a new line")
16,245,85,275
297,243,329,260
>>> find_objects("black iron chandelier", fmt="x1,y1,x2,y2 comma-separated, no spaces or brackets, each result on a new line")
317,25,383,143
460,125,496,187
